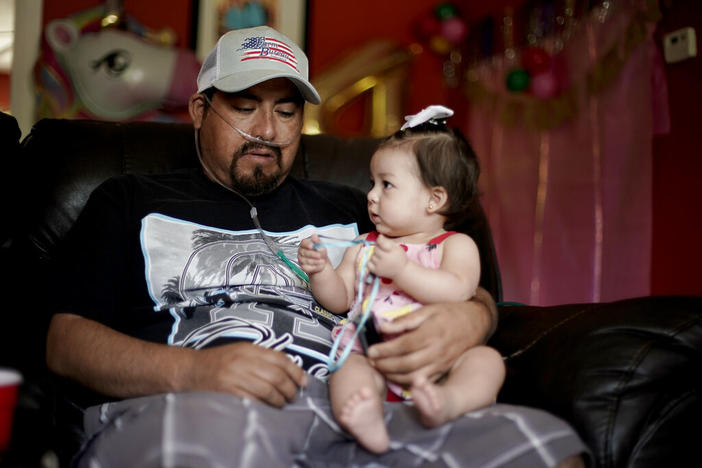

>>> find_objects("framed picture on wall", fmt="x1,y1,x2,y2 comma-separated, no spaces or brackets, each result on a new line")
194,0,307,60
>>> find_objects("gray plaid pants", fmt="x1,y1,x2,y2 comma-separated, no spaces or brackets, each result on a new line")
77,379,588,467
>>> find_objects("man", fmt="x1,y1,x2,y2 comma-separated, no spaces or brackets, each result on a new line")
46,26,587,466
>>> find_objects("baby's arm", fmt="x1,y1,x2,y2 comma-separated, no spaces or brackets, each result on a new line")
370,233,480,304
298,234,361,314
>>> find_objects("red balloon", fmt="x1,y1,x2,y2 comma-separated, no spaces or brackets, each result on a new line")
415,15,441,41
521,47,552,74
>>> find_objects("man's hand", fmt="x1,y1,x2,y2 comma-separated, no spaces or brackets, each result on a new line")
366,288,496,385
47,313,307,409
187,342,307,408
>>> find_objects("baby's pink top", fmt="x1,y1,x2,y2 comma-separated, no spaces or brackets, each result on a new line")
353,230,458,327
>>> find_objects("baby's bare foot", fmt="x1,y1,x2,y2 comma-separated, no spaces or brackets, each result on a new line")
338,386,389,454
411,378,454,428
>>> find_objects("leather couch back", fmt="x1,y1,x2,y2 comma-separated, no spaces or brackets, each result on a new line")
14,118,502,300
1,112,21,246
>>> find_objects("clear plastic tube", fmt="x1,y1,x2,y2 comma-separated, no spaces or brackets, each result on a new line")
203,95,299,148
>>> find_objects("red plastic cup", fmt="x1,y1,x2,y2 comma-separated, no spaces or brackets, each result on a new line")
0,369,22,452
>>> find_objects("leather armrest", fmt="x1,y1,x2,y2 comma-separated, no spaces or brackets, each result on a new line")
489,296,702,467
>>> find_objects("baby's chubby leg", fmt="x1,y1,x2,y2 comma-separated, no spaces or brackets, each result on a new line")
411,345,505,428
329,353,389,453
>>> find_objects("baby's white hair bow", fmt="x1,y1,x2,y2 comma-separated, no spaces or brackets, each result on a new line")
400,105,454,131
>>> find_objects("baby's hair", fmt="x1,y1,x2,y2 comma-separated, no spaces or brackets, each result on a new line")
379,125,480,229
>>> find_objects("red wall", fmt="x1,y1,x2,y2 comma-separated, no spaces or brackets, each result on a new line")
305,0,526,133
651,0,702,296
0,73,9,111
39,0,702,297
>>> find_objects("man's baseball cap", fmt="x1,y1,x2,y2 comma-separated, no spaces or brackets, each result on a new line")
197,25,321,104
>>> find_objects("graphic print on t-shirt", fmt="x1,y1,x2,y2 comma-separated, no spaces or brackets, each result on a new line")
140,213,358,380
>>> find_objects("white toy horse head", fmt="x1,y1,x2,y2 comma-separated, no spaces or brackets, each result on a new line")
35,7,199,121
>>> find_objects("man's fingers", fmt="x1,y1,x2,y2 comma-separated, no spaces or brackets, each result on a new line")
367,312,452,385
376,308,430,335
371,349,447,386
197,343,307,406
258,348,308,388
238,371,299,407
231,360,304,406
372,359,435,386
368,336,434,381
367,315,432,362
369,351,421,375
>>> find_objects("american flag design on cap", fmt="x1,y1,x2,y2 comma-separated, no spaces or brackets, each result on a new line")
238,36,298,72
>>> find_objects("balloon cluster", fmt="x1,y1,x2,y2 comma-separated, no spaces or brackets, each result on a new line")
505,46,566,99
414,3,469,55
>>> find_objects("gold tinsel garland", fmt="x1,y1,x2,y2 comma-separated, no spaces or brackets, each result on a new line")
464,0,661,131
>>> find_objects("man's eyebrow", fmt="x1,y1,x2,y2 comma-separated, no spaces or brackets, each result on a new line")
276,96,303,105
231,91,261,102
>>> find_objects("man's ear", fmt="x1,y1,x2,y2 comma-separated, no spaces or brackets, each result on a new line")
189,93,206,129
428,186,448,213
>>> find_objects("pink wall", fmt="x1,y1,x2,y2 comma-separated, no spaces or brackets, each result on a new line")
37,0,702,297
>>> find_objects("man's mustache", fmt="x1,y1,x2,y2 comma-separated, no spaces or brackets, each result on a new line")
236,141,282,160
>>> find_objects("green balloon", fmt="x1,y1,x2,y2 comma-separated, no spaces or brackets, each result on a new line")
435,3,458,20
506,68,530,92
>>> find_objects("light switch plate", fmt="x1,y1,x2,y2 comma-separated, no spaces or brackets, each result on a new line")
663,27,697,64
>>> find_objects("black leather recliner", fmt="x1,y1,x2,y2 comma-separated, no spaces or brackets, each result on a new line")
1,114,700,467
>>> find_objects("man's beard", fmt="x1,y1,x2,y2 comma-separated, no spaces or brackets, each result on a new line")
229,142,284,196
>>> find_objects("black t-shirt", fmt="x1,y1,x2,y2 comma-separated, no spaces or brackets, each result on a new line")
55,168,372,397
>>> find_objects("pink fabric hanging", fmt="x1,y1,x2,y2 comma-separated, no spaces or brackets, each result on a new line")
467,2,668,306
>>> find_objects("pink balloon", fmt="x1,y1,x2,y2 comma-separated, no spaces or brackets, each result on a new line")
530,71,559,99
440,17,468,44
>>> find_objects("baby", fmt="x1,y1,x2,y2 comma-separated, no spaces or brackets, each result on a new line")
298,106,505,453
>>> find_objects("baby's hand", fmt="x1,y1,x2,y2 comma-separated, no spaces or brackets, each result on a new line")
298,234,329,275
367,234,408,280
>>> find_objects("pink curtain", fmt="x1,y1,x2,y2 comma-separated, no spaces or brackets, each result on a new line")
466,2,668,305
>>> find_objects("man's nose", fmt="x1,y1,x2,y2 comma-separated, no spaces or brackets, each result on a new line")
248,109,276,141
